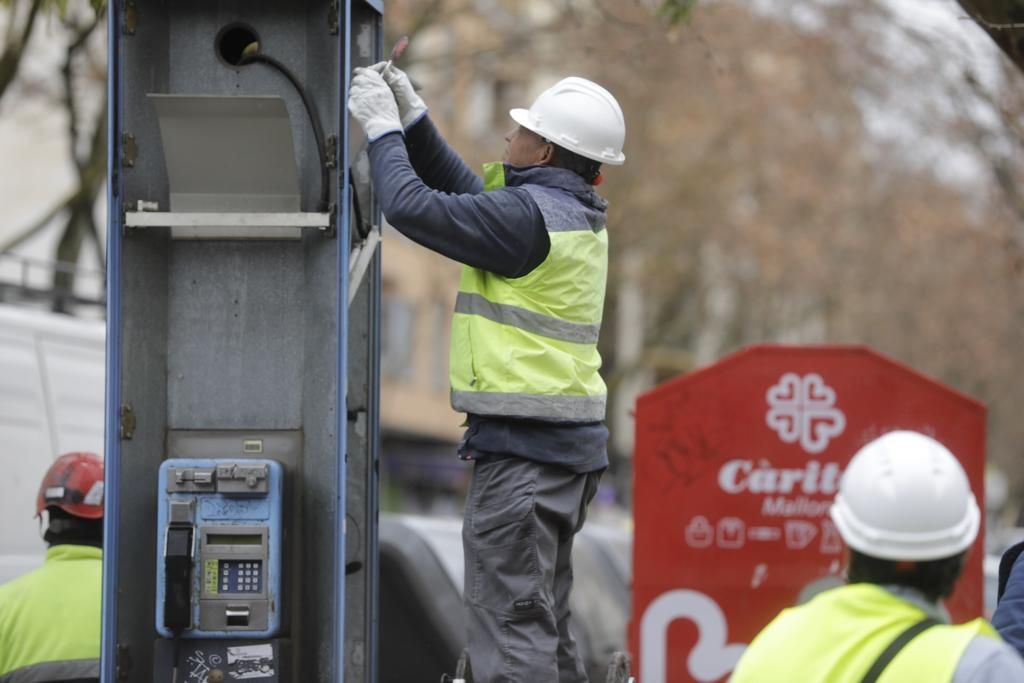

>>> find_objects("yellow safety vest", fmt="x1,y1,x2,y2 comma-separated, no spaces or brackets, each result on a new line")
730,583,999,683
0,545,102,681
449,163,608,422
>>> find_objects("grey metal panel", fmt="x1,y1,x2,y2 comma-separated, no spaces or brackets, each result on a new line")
167,429,302,460
116,229,171,682
299,228,339,682
121,2,331,213
345,261,380,680
114,4,174,678
167,241,305,429
122,2,172,212
289,12,339,671
344,2,383,678
149,95,301,210
303,0,339,214
344,254,379,679
167,2,322,212
345,411,370,682
292,1,341,667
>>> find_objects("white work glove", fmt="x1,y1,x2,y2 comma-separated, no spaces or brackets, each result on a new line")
348,67,402,142
370,61,428,129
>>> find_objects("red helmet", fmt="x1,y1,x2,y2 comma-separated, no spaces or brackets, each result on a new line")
36,451,104,520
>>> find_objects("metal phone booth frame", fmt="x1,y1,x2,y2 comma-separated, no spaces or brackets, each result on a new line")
102,1,383,681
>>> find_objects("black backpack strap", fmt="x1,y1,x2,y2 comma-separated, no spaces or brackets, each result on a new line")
859,617,941,683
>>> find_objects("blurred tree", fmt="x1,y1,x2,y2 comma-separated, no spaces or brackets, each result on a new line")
807,0,1024,508
0,0,41,101
659,0,698,24
0,0,105,311
3,0,1022,506
0,1,102,97
381,0,1024,503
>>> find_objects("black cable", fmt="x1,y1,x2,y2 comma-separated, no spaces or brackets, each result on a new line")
350,171,368,241
171,635,181,683
239,52,330,213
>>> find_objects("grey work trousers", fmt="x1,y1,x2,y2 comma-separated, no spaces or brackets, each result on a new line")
462,455,603,683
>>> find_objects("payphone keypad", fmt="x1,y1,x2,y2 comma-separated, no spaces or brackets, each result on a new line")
220,560,263,594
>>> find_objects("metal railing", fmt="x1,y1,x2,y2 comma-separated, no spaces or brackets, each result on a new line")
0,251,106,312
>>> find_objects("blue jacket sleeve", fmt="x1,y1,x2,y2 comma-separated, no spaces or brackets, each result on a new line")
992,541,1024,656
367,131,549,278
404,116,483,195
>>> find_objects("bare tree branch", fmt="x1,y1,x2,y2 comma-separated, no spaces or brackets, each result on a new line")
0,0,43,102
49,9,105,310
0,190,76,252
61,10,100,168
0,1,106,308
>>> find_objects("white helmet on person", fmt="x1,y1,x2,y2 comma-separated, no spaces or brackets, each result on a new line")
830,430,979,562
510,77,626,166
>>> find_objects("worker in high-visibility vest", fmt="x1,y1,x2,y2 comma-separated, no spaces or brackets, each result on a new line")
731,431,1024,682
0,452,104,682
348,65,625,682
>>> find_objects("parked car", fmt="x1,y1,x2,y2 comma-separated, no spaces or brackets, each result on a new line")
379,514,631,682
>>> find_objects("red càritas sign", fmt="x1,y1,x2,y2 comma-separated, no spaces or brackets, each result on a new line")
629,345,986,683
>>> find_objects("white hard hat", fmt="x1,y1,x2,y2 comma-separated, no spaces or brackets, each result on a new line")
830,431,980,562
510,77,626,166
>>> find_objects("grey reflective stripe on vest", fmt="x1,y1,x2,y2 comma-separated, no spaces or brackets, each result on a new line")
455,292,600,344
452,390,606,422
0,658,99,683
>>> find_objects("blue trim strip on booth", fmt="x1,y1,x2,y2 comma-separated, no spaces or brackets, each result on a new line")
100,2,123,681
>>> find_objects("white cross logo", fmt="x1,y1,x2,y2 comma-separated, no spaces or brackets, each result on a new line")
765,373,845,454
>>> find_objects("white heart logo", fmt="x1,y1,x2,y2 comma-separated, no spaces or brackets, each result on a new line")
765,372,846,454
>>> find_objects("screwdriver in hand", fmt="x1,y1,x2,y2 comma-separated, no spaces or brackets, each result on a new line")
384,35,409,70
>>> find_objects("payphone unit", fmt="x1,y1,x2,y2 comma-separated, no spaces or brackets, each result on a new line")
157,458,284,637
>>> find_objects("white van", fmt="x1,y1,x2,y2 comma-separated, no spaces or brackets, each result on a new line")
0,304,105,582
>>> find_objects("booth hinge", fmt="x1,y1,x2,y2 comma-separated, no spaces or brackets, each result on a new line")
123,1,138,36
326,135,338,169
122,133,137,168
120,402,136,440
116,643,132,681
328,0,339,34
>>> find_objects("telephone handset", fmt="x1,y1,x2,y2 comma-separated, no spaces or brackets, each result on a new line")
156,459,283,638
163,522,193,633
